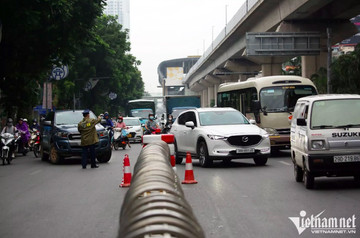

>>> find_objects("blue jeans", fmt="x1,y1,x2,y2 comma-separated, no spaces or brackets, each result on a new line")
82,144,96,168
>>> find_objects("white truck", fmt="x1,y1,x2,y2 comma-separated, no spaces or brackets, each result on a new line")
290,94,360,189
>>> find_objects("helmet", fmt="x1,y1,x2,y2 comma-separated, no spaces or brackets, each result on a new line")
19,118,23,121
23,118,28,122
118,116,123,120
104,112,109,117
33,118,37,123
7,118,13,126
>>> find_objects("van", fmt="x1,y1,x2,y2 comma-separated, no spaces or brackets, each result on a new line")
290,94,360,189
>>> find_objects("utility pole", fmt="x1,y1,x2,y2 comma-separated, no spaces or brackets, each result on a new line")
327,27,332,94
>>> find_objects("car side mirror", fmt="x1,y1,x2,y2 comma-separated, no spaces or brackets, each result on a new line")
249,119,256,125
185,121,195,129
297,118,306,126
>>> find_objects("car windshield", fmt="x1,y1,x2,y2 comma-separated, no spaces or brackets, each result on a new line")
260,85,317,112
130,109,153,119
311,99,360,129
199,110,249,126
55,111,97,125
123,118,140,126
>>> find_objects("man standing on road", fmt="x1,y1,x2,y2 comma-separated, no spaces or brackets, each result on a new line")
78,109,101,169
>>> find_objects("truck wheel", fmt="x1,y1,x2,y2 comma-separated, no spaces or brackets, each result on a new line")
294,163,303,182
303,164,314,189
253,156,268,166
50,143,62,164
198,141,212,168
97,150,112,163
40,146,49,161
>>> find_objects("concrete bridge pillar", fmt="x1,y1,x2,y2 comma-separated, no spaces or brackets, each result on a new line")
301,52,327,79
202,89,208,107
261,63,282,76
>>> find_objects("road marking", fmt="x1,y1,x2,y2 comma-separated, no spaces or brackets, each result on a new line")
279,161,291,166
29,170,42,176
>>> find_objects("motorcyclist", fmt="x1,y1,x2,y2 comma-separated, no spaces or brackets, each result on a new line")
102,112,114,144
1,118,18,158
144,113,160,134
30,118,40,131
115,116,131,148
16,118,30,154
162,114,173,134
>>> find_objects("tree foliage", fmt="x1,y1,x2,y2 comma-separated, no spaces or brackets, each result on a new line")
54,15,144,116
331,44,360,93
0,1,144,119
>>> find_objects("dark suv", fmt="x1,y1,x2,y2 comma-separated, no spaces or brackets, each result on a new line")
41,110,112,164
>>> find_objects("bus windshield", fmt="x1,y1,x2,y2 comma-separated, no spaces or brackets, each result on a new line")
260,85,317,113
130,109,153,119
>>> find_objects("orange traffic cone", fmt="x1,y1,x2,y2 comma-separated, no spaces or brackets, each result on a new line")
120,154,132,187
182,152,197,184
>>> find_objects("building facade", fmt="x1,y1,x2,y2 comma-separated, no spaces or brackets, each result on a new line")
103,0,130,30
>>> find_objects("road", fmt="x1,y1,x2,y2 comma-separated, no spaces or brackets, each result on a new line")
0,144,359,238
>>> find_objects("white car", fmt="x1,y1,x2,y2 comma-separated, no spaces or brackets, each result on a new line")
170,107,271,167
122,117,143,142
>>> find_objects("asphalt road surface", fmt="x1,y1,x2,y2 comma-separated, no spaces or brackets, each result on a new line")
0,143,359,238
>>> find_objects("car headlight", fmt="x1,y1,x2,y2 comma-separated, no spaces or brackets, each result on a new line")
56,131,69,138
310,140,326,150
263,127,279,136
207,134,227,140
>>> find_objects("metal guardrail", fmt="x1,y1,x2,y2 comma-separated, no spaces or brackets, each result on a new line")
118,141,205,238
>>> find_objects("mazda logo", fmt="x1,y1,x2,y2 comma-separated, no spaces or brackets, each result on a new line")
242,136,249,143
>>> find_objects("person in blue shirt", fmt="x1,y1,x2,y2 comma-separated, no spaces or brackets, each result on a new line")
102,112,114,144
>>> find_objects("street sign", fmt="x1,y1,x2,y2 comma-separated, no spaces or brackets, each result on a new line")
51,65,69,80
109,92,117,100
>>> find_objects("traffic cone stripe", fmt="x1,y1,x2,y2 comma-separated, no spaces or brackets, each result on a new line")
185,162,192,170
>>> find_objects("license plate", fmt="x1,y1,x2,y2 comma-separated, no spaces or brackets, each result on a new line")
236,148,255,153
334,155,360,163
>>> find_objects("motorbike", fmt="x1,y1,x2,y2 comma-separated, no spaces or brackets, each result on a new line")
1,133,19,165
31,129,41,158
113,128,128,150
17,129,29,156
144,127,162,135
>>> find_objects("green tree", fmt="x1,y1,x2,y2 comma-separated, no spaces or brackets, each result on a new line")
54,15,144,116
331,44,360,93
0,0,105,118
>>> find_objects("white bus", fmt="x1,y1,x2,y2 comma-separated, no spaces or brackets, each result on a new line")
217,75,318,150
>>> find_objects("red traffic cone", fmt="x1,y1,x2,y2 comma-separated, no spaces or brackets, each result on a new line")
120,154,132,187
182,152,197,184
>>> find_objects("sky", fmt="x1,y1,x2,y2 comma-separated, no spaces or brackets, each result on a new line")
130,0,246,95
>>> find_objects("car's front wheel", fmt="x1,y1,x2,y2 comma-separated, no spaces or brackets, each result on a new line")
97,150,112,163
294,163,303,182
198,141,212,168
253,156,268,166
174,140,182,164
303,163,314,189
50,143,62,164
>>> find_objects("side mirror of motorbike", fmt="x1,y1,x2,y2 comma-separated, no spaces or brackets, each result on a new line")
101,119,107,125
